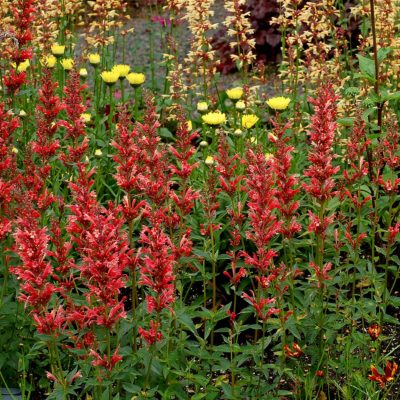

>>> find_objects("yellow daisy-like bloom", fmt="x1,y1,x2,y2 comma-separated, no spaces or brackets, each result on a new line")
88,53,101,65
51,43,65,56
226,87,243,101
79,68,88,77
81,113,91,123
95,149,103,156
42,55,57,68
242,114,259,129
202,111,226,126
112,64,131,78
11,147,18,154
266,96,291,110
197,102,208,112
61,58,74,71
16,59,30,72
101,70,119,85
205,156,214,165
126,72,145,86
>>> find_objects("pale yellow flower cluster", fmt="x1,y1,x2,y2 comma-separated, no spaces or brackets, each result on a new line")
163,0,185,20
86,0,129,48
223,0,256,70
351,1,400,90
272,0,344,91
32,0,83,51
184,0,218,93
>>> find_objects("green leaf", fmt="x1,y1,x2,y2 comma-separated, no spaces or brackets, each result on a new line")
164,383,187,399
377,47,392,62
122,383,141,394
176,309,197,335
337,117,355,127
159,127,174,139
357,54,375,77
382,91,400,101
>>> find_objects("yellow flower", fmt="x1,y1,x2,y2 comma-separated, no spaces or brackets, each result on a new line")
101,70,119,85
126,72,145,86
226,87,243,101
235,101,245,111
42,55,57,68
266,96,291,110
265,153,274,161
79,68,88,77
250,136,257,144
233,129,242,136
202,111,226,126
186,120,193,131
16,59,30,72
95,149,103,156
61,58,74,71
199,140,209,147
205,156,214,165
242,114,259,129
197,102,208,113
11,147,18,154
81,113,91,123
51,43,65,56
112,64,131,78
19,110,27,117
88,53,101,65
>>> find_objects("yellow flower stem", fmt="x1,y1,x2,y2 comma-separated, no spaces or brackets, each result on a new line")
109,85,114,136
120,79,125,103
134,86,140,122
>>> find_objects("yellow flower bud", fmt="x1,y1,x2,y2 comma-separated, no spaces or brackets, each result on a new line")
197,102,208,113
79,68,88,77
205,156,214,165
51,43,65,56
81,113,91,123
226,87,243,101
88,53,101,65
235,101,246,111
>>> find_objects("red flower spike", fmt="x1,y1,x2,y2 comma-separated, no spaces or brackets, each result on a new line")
138,320,163,345
269,119,301,238
242,291,280,322
303,84,340,203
